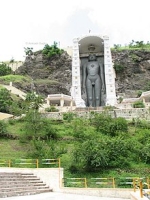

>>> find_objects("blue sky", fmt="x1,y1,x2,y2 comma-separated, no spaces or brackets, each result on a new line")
0,0,150,61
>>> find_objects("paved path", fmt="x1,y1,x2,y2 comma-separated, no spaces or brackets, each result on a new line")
2,85,26,99
0,192,130,200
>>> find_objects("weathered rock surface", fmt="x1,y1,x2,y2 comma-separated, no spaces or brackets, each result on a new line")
112,49,150,97
15,49,150,98
16,51,72,97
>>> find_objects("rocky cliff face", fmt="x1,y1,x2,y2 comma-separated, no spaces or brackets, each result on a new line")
16,51,72,97
15,49,150,98
112,49,150,97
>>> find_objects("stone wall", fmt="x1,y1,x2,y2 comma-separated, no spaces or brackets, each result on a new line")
43,108,150,121
9,62,23,71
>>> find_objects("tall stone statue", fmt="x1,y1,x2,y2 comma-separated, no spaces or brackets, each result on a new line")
82,54,105,107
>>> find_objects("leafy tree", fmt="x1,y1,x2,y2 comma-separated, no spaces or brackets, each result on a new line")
9,57,14,63
42,42,64,58
106,136,131,167
0,88,12,113
21,111,58,141
113,44,121,50
90,113,128,136
25,92,44,110
72,135,131,171
0,63,12,76
71,118,95,140
129,40,135,48
109,117,128,136
72,137,109,171
24,47,33,56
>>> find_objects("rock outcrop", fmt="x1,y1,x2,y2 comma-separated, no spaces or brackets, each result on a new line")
15,49,150,98
112,49,150,97
16,51,72,97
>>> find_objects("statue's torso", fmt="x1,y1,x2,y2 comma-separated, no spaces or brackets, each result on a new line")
87,61,99,76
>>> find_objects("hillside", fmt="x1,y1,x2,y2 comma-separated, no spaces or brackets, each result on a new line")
15,50,72,97
10,48,150,99
112,49,150,97
1,113,150,179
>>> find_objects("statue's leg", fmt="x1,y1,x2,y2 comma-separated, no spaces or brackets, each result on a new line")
86,78,93,107
95,77,101,107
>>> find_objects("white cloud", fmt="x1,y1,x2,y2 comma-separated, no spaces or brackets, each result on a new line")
0,0,150,61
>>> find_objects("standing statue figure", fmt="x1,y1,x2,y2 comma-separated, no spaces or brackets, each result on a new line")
82,54,105,107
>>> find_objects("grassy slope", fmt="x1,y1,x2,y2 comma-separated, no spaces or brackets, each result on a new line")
1,118,150,179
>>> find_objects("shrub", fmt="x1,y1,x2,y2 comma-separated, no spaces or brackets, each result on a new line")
132,101,145,108
0,63,12,76
91,113,128,136
0,121,7,138
137,90,143,97
0,88,12,113
63,112,76,122
114,64,124,73
109,117,128,136
45,106,59,112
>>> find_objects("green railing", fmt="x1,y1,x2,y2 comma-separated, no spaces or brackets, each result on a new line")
62,178,87,188
62,177,150,190
0,158,60,168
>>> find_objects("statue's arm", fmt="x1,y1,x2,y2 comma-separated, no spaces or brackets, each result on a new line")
82,63,86,90
99,63,105,92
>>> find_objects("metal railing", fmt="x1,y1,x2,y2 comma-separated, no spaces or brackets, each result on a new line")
0,158,60,168
133,178,150,198
62,178,87,188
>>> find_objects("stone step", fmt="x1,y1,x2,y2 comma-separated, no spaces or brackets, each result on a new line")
0,179,42,183
0,186,50,191
0,182,46,187
0,172,52,197
0,177,40,181
0,188,52,198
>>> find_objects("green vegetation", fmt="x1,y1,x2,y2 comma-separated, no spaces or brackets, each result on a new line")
24,47,33,56
0,75,30,85
45,106,59,112
113,64,125,73
25,92,44,110
42,42,64,58
112,40,150,51
0,87,24,115
132,101,145,108
0,121,8,137
136,90,143,97
0,88,12,113
0,63,12,76
1,112,150,179
34,79,59,85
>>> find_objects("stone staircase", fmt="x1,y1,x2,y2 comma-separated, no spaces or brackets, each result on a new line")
0,172,52,198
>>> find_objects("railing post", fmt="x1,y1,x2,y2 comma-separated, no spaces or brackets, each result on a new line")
112,177,115,188
8,160,11,167
147,178,150,189
36,159,39,168
133,178,136,192
58,158,60,168
140,179,143,198
84,178,87,188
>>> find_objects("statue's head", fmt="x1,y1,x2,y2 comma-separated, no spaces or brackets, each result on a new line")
88,54,97,61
